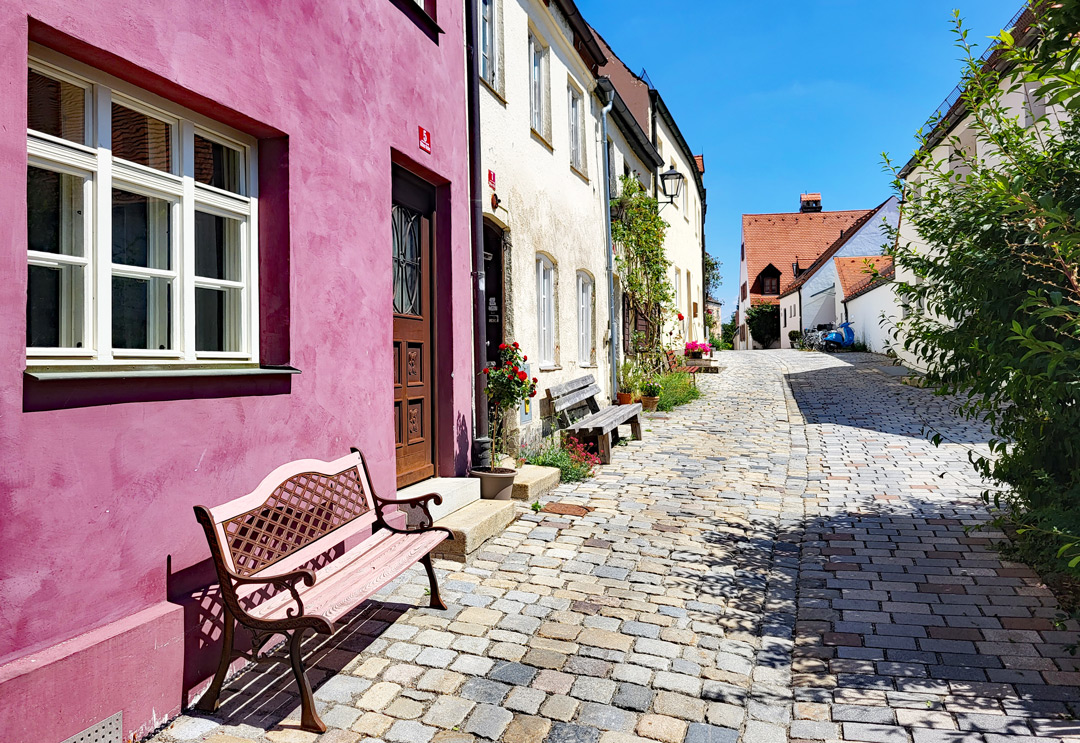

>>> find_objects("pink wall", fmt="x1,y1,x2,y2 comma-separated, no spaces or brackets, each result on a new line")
0,0,473,738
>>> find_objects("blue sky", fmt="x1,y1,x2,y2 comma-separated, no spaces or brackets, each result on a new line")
575,0,1025,317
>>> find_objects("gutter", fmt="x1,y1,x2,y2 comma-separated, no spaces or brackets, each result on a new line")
466,0,490,465
599,86,618,401
597,78,661,170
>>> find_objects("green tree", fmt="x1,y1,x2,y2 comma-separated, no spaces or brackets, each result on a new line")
704,252,722,301
746,304,780,349
720,311,737,350
886,2,1080,570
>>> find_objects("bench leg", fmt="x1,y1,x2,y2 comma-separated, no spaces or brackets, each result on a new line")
597,432,612,464
630,416,642,441
421,552,447,610
290,628,327,733
194,606,234,713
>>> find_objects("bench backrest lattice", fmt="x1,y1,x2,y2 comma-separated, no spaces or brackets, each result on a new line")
198,454,382,585
223,469,372,577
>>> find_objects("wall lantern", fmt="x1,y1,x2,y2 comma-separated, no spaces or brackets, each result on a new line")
660,166,685,203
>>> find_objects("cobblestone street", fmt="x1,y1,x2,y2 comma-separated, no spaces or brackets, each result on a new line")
155,351,1079,743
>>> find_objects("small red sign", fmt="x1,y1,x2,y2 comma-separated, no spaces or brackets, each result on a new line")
487,170,496,190
418,126,431,154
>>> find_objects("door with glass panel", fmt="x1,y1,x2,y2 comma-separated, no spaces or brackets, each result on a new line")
392,168,437,488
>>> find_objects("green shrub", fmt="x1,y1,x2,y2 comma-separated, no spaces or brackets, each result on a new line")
788,330,803,345
656,372,701,411
524,435,601,482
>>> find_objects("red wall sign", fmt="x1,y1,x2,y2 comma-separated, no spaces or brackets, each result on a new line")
487,170,496,190
418,126,431,154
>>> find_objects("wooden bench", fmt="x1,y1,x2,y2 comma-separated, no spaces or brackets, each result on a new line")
666,349,699,384
193,448,452,733
545,375,642,464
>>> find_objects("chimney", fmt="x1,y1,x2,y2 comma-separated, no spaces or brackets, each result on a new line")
799,192,822,213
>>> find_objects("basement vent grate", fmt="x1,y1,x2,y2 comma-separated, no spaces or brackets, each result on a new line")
60,712,122,743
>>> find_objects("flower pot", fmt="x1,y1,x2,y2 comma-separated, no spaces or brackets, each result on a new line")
616,391,634,405
640,395,659,412
470,466,517,500
686,351,703,359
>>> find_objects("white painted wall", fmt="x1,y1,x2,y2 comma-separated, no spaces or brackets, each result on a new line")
479,0,611,442
845,281,900,353
655,116,705,346
780,292,800,349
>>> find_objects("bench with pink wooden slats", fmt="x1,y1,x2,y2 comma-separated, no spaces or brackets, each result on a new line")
192,447,451,733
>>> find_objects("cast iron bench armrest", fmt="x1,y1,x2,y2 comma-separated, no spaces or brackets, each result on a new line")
224,564,318,622
370,490,453,538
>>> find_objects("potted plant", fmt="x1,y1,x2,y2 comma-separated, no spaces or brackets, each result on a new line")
640,378,662,412
616,360,637,405
471,341,538,500
684,340,711,359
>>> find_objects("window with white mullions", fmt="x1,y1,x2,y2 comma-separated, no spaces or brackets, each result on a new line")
480,0,497,87
577,272,593,366
568,85,583,171
25,52,257,367
536,255,555,365
529,33,546,136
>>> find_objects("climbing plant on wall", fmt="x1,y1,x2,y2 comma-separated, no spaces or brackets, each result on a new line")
611,175,672,374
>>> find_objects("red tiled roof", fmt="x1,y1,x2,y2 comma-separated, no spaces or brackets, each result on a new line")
777,198,890,298
750,296,779,306
742,208,871,297
835,255,895,300
694,155,704,174
800,193,821,202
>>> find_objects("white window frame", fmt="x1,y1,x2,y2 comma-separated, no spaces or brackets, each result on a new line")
529,32,547,137
536,255,555,366
577,271,593,366
568,84,583,171
25,47,259,369
480,0,497,88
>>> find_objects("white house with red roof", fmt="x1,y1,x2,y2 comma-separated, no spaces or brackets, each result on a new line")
776,196,899,347
735,193,874,349
836,255,899,353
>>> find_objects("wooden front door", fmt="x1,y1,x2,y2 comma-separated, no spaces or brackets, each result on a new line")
392,169,436,488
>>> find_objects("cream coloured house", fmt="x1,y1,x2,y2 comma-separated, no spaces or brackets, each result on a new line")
478,0,611,442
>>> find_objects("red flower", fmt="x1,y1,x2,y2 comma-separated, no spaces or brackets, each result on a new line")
677,313,684,321
511,366,518,374
530,390,537,397
522,355,527,361
513,342,519,348
517,371,528,381
483,367,490,375
532,377,538,383
499,343,508,350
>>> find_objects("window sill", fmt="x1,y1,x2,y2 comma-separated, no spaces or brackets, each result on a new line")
531,129,554,152
578,363,598,369
480,77,507,105
24,364,301,382
539,365,561,372
570,165,589,183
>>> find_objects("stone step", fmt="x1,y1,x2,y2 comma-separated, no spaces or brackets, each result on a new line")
431,499,518,562
511,464,561,501
395,477,479,524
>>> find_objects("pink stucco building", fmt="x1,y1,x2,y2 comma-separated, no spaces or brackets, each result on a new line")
0,1,474,740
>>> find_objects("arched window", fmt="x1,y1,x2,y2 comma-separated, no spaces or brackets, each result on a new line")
536,255,555,365
577,271,593,365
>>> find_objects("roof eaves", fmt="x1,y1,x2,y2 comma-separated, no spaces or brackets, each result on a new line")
776,197,892,297
552,0,607,72
598,77,662,169
844,264,896,302
651,91,706,203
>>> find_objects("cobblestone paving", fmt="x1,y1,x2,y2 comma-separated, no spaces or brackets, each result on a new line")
152,351,1078,743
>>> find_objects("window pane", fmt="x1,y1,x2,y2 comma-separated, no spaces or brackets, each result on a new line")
194,135,242,193
112,275,172,350
27,263,84,348
28,68,85,145
112,189,172,269
392,203,423,315
196,286,240,352
195,211,241,280
112,103,172,172
28,167,84,257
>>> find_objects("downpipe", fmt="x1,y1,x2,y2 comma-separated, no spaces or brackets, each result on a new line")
600,89,618,401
